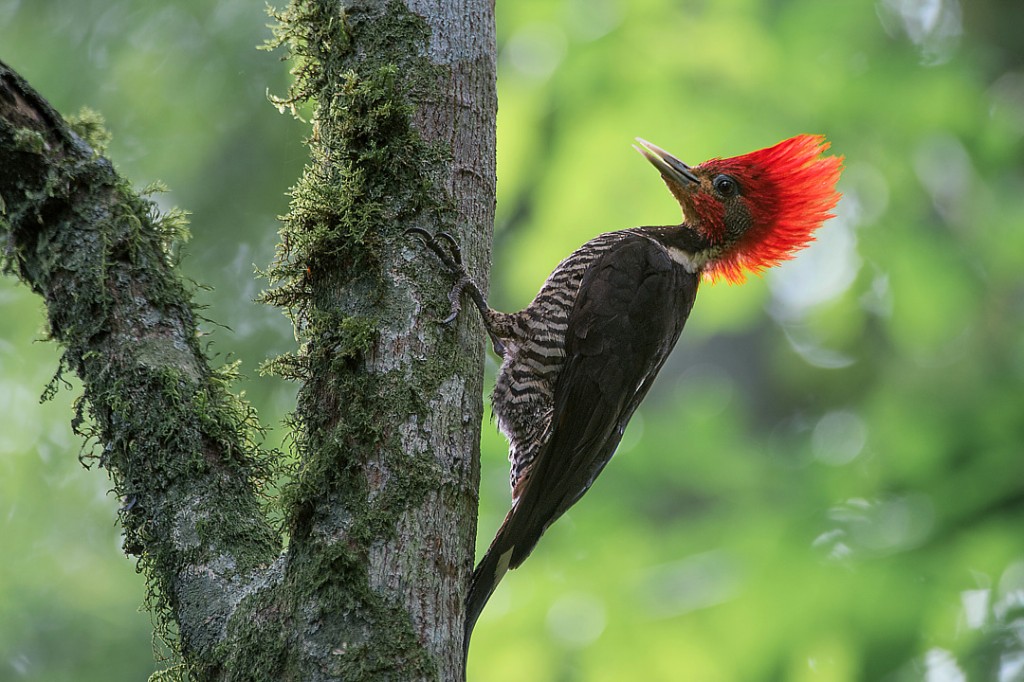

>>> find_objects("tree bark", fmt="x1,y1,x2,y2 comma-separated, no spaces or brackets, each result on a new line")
0,0,495,679
0,60,283,678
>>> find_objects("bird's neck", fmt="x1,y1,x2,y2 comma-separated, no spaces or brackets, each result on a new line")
633,224,722,275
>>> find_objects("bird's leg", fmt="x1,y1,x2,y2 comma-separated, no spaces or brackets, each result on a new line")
405,228,506,356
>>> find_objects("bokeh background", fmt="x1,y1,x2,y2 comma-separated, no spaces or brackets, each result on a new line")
2,0,1023,680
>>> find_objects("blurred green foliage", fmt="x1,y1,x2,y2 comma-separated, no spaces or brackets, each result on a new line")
1,0,1022,680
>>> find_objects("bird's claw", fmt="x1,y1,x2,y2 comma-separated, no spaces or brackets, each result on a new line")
404,228,464,271
441,274,476,325
406,228,474,324
406,229,500,350
431,231,464,266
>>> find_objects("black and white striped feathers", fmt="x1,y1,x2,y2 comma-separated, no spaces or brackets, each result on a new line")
466,225,707,642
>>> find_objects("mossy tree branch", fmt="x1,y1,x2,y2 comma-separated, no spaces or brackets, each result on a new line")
0,62,281,676
0,0,494,679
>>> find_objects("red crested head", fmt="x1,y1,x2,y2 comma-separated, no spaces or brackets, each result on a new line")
635,135,844,284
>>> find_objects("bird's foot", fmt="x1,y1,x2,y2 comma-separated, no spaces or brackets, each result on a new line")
406,229,507,356
406,228,483,326
405,228,464,273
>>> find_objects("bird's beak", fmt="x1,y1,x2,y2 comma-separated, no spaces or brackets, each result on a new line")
633,138,700,186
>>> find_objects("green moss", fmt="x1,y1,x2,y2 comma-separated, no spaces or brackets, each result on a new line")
0,51,330,682
12,127,46,154
218,540,436,681
148,664,190,682
218,587,291,681
140,181,192,258
260,0,448,318
66,106,113,156
75,357,282,674
254,0,463,675
10,154,279,675
260,0,452,454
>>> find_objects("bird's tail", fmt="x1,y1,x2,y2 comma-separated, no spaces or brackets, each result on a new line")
463,507,521,665
464,473,557,668
465,524,512,641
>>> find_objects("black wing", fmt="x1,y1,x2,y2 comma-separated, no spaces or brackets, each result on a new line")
466,235,699,643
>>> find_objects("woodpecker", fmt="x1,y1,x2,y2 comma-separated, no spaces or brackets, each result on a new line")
409,134,842,654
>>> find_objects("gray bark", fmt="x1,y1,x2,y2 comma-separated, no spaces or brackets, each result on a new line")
0,0,496,679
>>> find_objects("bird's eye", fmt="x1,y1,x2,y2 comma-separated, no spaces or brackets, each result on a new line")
713,174,739,197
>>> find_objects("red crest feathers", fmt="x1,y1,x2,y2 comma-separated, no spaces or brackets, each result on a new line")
699,135,843,284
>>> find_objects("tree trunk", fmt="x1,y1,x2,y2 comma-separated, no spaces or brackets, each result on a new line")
0,0,495,679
